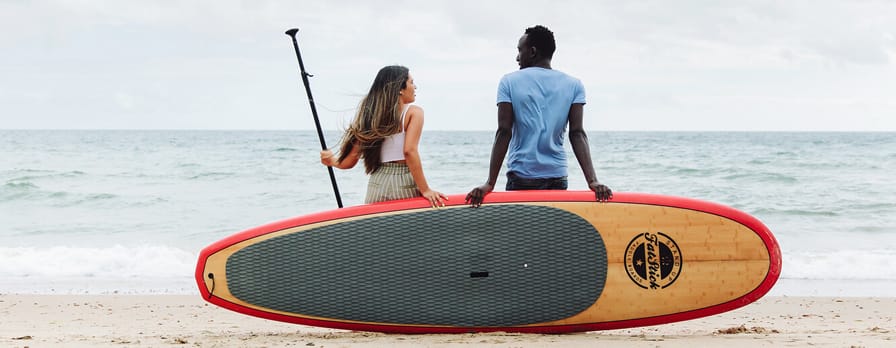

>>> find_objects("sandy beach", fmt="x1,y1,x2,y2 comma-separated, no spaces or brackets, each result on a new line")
0,295,893,347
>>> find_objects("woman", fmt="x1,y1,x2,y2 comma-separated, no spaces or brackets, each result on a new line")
320,65,447,207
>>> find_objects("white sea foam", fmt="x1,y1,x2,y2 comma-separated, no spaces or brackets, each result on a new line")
0,245,196,294
781,249,896,281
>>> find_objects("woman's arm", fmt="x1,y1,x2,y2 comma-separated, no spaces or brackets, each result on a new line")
320,142,361,170
403,105,447,207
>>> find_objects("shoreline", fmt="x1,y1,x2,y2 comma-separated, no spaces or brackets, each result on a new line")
1,295,894,347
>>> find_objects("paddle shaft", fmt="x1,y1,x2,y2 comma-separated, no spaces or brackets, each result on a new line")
285,28,343,208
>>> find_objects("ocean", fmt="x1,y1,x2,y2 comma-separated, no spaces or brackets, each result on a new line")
1,130,894,296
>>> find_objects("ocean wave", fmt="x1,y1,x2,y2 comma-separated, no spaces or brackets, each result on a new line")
774,151,799,157
643,165,716,178
1,181,41,202
48,192,119,207
0,245,197,294
128,196,170,207
6,170,86,182
721,172,798,183
782,249,896,281
2,170,93,202
669,166,703,175
752,207,838,217
76,193,118,203
2,181,39,190
847,202,896,211
0,245,195,279
187,172,236,180
846,223,896,234
746,158,772,165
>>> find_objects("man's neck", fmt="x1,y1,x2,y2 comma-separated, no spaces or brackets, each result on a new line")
532,59,552,69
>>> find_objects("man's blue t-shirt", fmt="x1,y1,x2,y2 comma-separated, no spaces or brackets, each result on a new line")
497,67,586,179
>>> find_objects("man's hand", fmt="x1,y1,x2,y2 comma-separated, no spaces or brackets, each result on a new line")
465,183,494,208
589,182,613,202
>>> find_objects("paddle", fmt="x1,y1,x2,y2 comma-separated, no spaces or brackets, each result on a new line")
285,28,344,208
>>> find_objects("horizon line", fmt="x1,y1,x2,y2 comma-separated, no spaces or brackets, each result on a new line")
1,128,894,133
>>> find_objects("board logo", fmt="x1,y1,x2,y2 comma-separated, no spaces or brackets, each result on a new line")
624,232,682,289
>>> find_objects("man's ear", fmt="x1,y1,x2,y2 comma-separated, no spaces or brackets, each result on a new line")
530,46,538,58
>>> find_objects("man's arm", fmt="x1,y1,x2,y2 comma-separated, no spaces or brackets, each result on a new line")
465,102,514,207
568,103,613,201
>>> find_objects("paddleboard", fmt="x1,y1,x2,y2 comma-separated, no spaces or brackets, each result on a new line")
195,191,780,333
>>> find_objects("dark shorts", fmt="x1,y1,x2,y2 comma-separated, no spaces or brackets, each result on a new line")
506,172,568,191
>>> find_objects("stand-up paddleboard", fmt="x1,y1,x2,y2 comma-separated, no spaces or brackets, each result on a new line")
195,191,780,333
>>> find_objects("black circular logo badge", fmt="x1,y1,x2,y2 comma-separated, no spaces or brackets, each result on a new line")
624,232,682,289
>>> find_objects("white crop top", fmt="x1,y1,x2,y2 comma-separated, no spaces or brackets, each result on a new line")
379,105,410,162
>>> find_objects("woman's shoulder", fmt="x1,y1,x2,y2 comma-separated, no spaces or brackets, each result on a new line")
403,104,424,130
406,104,424,116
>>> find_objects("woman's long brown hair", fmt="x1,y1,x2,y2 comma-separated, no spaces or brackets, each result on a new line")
336,65,408,174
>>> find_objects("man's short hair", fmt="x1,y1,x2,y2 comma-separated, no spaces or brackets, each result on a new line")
525,25,556,58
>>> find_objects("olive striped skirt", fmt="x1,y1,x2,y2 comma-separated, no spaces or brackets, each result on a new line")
365,163,421,204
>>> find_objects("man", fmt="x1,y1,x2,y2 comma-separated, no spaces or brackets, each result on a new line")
465,25,612,207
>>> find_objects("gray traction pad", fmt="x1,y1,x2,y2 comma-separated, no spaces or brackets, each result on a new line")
226,204,607,327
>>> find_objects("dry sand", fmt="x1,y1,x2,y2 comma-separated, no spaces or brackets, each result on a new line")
1,295,894,347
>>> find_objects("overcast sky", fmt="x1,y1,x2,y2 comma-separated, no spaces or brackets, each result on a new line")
1,0,894,131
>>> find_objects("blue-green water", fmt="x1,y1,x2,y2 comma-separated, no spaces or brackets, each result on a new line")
1,130,894,295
